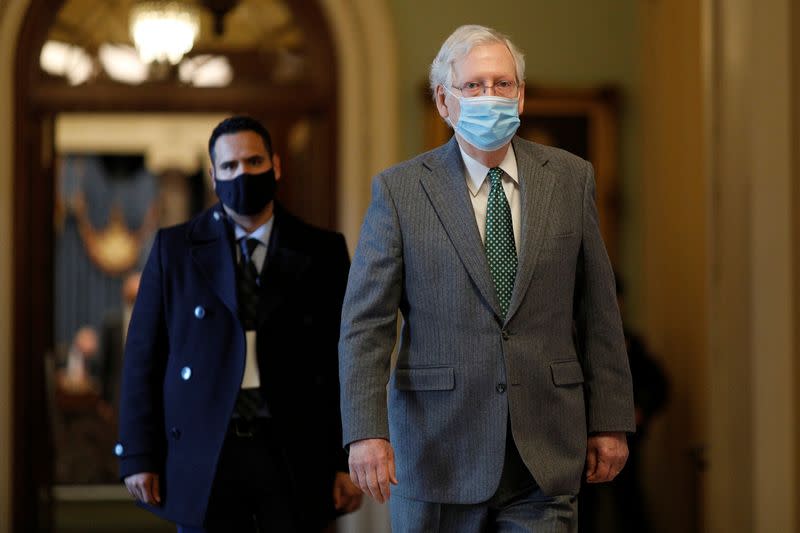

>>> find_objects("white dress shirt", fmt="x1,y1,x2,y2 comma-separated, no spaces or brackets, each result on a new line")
234,218,273,273
233,217,274,390
460,144,521,252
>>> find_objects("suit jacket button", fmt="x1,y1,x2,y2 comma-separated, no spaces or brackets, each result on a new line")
501,330,509,341
114,443,124,456
181,366,192,380
213,211,222,221
170,427,181,439
496,383,507,393
194,306,205,319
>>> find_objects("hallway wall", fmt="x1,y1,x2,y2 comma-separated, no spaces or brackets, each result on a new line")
638,0,800,532
705,0,797,531
638,1,707,531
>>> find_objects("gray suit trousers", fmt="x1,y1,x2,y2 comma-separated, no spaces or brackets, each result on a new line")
390,422,578,533
391,484,577,533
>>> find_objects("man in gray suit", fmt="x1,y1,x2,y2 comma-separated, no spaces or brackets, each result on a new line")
339,25,635,532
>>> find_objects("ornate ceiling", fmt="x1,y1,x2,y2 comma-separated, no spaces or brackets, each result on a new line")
43,0,311,86
49,0,304,54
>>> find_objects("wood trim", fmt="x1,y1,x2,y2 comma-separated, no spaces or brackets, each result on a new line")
13,1,60,529
31,82,330,113
792,0,800,529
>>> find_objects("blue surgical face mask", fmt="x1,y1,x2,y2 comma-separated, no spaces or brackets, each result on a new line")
447,88,521,151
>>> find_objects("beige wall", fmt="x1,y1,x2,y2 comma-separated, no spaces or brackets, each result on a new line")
638,1,708,531
706,0,797,532
640,0,799,532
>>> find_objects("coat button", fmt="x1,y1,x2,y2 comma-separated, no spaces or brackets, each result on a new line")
496,383,507,393
170,427,182,440
181,366,192,380
501,330,510,341
213,211,222,221
194,306,205,319
114,443,124,456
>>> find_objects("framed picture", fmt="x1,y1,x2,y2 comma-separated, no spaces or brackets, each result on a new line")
424,85,621,264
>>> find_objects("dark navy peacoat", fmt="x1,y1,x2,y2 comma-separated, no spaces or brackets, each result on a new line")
116,203,350,528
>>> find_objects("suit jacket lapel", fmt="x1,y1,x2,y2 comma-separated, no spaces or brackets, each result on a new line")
419,137,503,318
505,138,556,322
258,212,311,328
189,204,238,318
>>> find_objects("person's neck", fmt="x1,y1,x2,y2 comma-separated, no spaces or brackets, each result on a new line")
224,201,275,233
456,133,511,168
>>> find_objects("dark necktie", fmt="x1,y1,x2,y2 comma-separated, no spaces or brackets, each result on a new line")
235,237,264,420
237,237,260,329
485,167,517,318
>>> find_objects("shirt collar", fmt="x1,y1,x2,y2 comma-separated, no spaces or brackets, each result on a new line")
233,215,275,248
460,144,519,197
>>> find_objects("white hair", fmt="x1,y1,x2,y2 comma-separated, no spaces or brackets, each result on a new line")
429,24,526,101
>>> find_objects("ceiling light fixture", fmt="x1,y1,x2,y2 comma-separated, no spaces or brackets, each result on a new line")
179,55,233,87
130,1,201,64
99,44,149,84
40,41,94,85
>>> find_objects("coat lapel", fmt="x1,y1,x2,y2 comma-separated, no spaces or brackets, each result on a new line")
189,205,238,318
257,212,311,328
419,138,503,318
505,138,556,322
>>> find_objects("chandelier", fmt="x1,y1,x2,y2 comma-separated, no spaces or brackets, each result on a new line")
129,1,201,64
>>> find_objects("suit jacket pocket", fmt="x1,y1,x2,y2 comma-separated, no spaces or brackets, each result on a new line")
550,360,585,386
394,367,455,391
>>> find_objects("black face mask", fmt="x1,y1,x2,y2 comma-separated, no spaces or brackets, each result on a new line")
214,168,277,216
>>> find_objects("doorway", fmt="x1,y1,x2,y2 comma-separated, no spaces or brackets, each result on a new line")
13,1,338,530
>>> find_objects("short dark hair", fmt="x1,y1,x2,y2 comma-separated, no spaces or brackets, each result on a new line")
208,115,273,164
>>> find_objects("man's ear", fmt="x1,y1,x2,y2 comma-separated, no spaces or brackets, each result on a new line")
208,164,216,185
272,153,282,181
434,85,449,120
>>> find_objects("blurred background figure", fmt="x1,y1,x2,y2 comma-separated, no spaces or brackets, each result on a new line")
579,277,669,533
57,326,100,394
53,325,118,484
99,271,141,419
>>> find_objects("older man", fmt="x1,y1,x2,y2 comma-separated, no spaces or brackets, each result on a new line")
339,25,635,532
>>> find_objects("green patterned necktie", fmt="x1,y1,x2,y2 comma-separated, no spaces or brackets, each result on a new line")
485,167,517,317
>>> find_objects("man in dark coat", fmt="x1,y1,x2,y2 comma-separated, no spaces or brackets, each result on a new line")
116,116,361,532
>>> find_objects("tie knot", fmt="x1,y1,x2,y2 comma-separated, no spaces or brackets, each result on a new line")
240,237,260,262
487,167,503,186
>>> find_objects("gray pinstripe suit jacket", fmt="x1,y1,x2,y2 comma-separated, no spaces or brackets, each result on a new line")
339,136,635,504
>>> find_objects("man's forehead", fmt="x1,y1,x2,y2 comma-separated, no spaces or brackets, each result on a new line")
214,131,268,159
454,43,515,76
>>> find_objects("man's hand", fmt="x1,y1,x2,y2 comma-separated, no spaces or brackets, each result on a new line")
585,432,628,483
124,472,161,505
348,438,398,504
333,471,363,513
